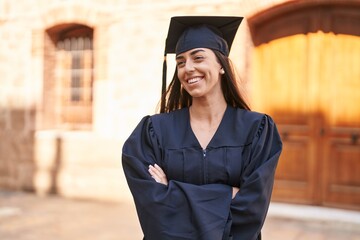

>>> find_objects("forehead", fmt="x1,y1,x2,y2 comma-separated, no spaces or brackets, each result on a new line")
175,48,213,58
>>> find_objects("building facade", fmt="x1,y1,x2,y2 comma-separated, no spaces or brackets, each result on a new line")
0,0,359,209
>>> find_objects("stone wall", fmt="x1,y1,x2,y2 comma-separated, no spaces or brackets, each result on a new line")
0,0,289,202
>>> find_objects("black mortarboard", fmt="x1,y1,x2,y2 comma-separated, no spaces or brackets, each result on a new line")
162,16,243,96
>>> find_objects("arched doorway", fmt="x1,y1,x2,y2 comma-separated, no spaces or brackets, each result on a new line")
248,1,360,210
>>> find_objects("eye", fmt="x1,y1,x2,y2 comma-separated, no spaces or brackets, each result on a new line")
176,60,185,68
193,55,204,61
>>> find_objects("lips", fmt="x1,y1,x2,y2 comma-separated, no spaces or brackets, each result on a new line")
187,77,203,84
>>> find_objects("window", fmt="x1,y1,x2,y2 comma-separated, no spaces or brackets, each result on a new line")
44,24,93,129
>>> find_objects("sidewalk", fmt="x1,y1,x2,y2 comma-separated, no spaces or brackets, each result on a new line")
264,203,360,240
1,190,359,240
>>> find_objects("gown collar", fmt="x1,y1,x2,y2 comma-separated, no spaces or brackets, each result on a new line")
186,105,232,149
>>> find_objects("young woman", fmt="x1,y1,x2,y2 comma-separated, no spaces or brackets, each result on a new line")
122,16,282,240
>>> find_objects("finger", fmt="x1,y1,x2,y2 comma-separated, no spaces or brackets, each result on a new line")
148,165,158,177
154,164,166,176
148,165,168,185
148,165,163,181
148,168,160,182
148,165,160,176
150,164,165,178
151,176,160,183
153,166,166,180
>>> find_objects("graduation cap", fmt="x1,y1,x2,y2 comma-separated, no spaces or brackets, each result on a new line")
162,16,243,95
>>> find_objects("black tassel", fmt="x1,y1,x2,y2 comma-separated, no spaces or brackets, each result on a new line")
162,54,167,95
160,54,167,113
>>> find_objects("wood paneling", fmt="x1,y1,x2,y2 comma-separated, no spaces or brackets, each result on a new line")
249,3,360,209
323,128,360,209
273,123,317,204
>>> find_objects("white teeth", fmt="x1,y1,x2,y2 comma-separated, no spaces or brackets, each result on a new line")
187,77,201,84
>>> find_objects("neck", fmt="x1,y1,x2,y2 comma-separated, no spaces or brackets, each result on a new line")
190,97,227,123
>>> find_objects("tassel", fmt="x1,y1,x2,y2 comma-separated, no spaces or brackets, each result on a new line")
162,54,167,95
160,54,167,113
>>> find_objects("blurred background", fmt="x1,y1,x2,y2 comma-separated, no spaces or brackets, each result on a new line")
0,0,359,239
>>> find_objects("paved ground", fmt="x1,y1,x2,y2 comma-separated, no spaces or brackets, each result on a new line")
1,190,360,240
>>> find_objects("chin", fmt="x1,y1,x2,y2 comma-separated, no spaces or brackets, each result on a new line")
189,93,205,99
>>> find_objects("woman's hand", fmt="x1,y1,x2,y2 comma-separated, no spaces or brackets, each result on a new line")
148,164,168,185
232,187,240,199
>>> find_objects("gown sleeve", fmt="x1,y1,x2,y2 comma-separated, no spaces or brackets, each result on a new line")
230,114,282,240
122,116,233,240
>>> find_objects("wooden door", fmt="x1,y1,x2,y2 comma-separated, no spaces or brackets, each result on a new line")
321,32,360,209
251,34,323,205
249,2,360,209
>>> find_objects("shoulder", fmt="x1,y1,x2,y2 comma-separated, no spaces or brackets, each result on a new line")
142,109,188,140
235,107,276,123
150,108,187,120
149,108,188,129
234,108,265,121
230,107,268,127
229,107,277,138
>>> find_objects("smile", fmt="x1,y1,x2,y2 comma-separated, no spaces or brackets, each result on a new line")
187,77,203,84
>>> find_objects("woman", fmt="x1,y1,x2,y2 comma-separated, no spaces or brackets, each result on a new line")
122,16,282,240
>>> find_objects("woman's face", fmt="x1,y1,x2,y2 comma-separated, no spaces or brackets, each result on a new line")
175,48,223,99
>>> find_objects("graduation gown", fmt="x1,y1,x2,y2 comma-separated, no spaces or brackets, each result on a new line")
122,106,282,240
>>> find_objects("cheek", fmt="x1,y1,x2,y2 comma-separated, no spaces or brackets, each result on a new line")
176,68,183,78
177,69,187,84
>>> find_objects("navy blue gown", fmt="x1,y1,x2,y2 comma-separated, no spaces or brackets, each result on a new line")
122,106,282,240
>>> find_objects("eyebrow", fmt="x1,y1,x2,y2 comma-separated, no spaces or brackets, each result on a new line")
176,49,206,60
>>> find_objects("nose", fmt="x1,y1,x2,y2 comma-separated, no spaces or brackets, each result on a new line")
184,60,195,72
